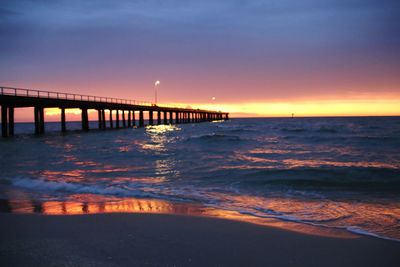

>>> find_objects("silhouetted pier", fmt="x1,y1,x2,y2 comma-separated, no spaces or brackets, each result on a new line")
0,86,229,137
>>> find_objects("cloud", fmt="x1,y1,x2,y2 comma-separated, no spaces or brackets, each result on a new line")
0,0,399,102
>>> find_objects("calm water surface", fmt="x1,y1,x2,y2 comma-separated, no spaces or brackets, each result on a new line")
0,117,399,241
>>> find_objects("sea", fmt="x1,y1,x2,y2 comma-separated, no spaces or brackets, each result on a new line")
1,117,399,241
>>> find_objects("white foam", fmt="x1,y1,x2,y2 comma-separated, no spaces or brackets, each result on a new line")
223,206,400,242
12,178,146,197
346,227,400,242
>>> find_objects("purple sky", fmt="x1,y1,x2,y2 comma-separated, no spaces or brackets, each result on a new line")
1,0,399,116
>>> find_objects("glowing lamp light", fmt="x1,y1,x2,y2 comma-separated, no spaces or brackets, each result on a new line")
154,80,161,105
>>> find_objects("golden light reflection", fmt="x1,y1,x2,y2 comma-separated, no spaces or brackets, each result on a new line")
281,158,398,169
3,196,358,239
6,197,205,216
155,159,179,177
40,170,85,182
119,146,130,152
230,152,399,169
106,176,167,184
146,124,180,134
141,125,177,152
142,124,182,178
206,193,400,239
248,148,307,155
202,208,355,239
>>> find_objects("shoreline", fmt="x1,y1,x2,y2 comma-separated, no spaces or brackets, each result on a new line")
1,196,397,242
1,213,399,267
0,197,370,240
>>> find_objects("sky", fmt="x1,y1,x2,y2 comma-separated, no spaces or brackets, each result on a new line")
1,0,400,119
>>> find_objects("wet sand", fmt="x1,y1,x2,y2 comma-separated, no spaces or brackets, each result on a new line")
0,213,399,267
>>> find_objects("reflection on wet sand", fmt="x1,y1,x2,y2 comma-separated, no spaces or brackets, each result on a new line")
0,197,356,239
2,197,206,216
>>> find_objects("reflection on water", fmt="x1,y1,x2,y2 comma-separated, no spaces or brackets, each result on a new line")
234,150,399,169
0,196,355,239
145,125,181,179
141,125,180,153
1,117,400,241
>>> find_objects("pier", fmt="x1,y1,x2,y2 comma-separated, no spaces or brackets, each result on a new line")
0,86,229,138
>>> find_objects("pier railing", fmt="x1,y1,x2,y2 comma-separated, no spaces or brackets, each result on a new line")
0,86,154,107
0,86,202,110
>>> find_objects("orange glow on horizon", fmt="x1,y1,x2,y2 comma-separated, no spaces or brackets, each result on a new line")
171,96,400,117
11,94,399,122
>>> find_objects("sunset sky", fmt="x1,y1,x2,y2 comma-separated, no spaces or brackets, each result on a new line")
1,0,399,119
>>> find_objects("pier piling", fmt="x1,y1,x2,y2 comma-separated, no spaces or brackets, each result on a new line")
139,110,144,127
127,110,131,127
122,110,126,128
1,105,8,138
109,110,113,128
8,106,14,136
149,111,154,126
116,110,120,129
102,110,106,129
163,111,167,125
98,110,102,129
61,108,66,132
81,108,89,131
157,111,161,125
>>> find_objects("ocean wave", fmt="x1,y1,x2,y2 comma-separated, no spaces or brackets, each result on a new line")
280,127,306,133
277,123,398,137
185,133,243,142
316,126,338,133
355,135,399,142
238,208,400,242
214,124,257,133
8,178,205,204
235,167,400,191
253,207,351,223
280,124,344,134
10,178,164,199
217,128,256,134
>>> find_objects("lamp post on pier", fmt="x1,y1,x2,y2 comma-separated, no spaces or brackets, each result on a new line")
154,80,160,105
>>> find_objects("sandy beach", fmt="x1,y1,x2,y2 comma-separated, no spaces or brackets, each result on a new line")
0,213,399,267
